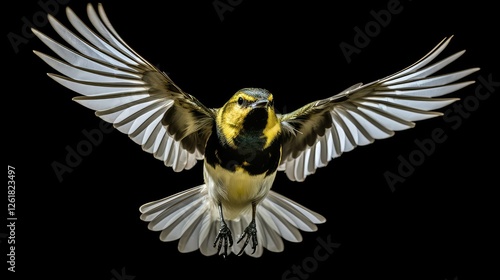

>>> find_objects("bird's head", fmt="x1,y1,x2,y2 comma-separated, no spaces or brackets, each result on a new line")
216,88,281,148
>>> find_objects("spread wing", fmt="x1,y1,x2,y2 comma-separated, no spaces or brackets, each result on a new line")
278,36,479,181
32,3,215,172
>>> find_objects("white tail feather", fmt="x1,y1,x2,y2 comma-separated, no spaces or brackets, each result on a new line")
139,185,326,257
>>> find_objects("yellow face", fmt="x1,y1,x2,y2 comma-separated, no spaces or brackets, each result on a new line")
216,89,281,149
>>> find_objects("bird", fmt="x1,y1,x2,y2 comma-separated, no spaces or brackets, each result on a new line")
32,3,479,257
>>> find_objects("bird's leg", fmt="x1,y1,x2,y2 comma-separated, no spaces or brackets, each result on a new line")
213,203,233,257
237,201,258,256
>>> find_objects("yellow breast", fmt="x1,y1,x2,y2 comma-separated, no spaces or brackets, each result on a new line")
204,162,276,220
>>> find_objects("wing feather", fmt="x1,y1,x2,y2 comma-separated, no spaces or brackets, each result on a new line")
33,3,214,171
279,36,479,181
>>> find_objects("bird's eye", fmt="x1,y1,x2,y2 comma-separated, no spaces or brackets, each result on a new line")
269,99,274,107
238,97,244,106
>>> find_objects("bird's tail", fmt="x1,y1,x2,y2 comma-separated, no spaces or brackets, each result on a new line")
139,185,326,257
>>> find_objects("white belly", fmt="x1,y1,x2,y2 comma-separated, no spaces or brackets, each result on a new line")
204,162,276,220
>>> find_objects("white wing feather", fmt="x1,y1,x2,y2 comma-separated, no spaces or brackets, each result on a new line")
33,3,209,171
280,36,479,181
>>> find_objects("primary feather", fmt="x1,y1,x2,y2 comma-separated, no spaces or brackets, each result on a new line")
32,4,214,172
279,36,479,181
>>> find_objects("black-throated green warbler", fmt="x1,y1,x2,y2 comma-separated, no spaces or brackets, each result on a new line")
32,3,479,257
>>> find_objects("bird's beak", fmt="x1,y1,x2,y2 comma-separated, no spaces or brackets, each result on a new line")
251,99,269,109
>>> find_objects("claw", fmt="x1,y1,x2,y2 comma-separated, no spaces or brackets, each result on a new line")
213,220,233,258
213,203,233,258
237,219,258,256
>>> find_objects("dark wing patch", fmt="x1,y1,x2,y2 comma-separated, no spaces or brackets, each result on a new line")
280,103,333,160
162,95,215,155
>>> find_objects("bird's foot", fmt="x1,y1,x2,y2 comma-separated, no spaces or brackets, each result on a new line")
237,219,258,256
213,220,233,258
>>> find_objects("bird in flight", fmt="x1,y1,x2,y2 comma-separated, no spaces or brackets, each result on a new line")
32,3,478,257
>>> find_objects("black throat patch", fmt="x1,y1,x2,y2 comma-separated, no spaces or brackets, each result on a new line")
242,108,268,131
205,125,281,176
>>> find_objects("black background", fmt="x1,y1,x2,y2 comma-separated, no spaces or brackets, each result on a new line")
4,0,498,279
